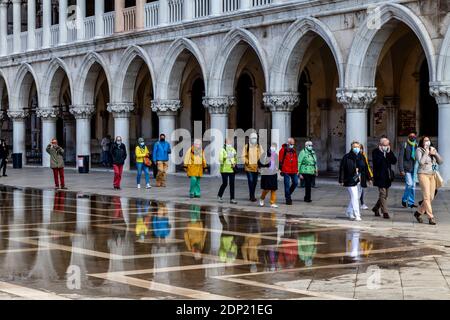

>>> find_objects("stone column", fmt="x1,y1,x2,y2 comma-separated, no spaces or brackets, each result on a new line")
36,107,59,168
136,0,145,29
107,103,135,171
27,0,36,50
7,110,29,166
13,0,21,53
95,0,104,37
211,0,221,15
0,1,7,56
159,0,168,25
263,93,300,147
42,0,51,47
69,105,95,169
59,0,68,44
77,0,86,40
318,99,331,171
383,96,400,150
430,84,450,185
241,0,252,10
114,0,125,33
203,97,234,176
151,100,182,173
336,88,377,152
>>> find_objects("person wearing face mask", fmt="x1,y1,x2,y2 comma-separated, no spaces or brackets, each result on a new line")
398,132,419,208
218,138,238,204
298,141,318,203
413,137,443,225
339,141,367,221
135,137,151,189
279,137,299,205
110,136,127,190
184,139,207,198
371,137,397,219
359,144,373,210
153,133,171,187
46,138,66,190
258,143,279,208
242,133,263,202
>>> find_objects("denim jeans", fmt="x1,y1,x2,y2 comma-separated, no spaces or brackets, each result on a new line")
402,172,415,206
136,162,150,185
246,171,258,200
283,173,299,201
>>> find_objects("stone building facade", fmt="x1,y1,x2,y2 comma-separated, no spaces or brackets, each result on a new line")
0,0,450,182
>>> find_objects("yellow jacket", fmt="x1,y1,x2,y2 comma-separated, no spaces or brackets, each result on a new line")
184,147,207,177
135,146,149,163
242,144,263,172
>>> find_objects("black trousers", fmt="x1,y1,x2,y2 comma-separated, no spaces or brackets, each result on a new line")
246,171,258,200
218,173,235,200
302,174,314,201
0,158,6,176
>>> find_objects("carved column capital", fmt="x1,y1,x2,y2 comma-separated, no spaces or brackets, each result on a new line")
263,93,300,112
7,110,29,120
151,99,182,114
430,83,450,105
202,96,235,114
36,107,60,120
336,87,377,109
69,104,95,119
107,102,135,118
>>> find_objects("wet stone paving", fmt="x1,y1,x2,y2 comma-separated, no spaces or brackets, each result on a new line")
1,185,450,300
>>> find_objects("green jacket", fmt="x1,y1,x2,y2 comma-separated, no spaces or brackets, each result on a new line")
46,144,65,169
298,148,317,175
219,145,237,173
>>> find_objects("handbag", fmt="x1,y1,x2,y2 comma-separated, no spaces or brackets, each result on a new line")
144,155,152,167
435,171,444,189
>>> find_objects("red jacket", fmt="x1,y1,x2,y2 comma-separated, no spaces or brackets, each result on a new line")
279,144,298,174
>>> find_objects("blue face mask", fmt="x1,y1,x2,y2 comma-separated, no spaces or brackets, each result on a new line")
306,146,313,151
353,147,360,154
140,143,145,147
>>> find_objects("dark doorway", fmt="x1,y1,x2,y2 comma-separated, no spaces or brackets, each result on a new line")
191,78,205,134
419,60,438,136
236,73,253,131
292,71,309,138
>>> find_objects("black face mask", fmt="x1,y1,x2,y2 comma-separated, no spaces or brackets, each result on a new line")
160,138,165,142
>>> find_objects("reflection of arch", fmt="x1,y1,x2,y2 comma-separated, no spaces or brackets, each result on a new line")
157,38,208,100
345,3,436,87
209,28,269,97
437,24,450,81
270,17,344,92
12,63,40,110
41,58,73,108
74,51,112,106
114,45,156,103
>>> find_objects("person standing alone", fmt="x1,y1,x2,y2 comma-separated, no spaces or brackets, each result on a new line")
398,132,418,208
111,136,127,190
0,139,9,177
153,134,171,187
46,138,66,190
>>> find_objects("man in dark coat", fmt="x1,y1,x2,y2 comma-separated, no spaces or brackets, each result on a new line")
110,136,127,190
0,139,9,177
372,137,397,219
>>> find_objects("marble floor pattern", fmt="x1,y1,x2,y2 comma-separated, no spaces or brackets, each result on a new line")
0,169,450,299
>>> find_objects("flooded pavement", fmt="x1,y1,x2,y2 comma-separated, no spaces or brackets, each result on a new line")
0,186,449,300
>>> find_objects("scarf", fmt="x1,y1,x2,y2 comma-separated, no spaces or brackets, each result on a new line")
407,139,417,160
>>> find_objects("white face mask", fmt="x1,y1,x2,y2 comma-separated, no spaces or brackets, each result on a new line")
424,141,431,148
270,147,276,153
250,138,257,144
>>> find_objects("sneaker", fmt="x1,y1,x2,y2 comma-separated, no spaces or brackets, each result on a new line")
286,199,292,205
355,217,362,221
146,184,151,189
401,201,407,208
230,199,238,204
409,204,418,208
414,211,423,223
372,207,381,217
361,204,369,210
218,197,223,203
60,186,68,190
250,198,257,202
383,213,390,219
190,194,195,199
137,184,141,189
347,212,355,220
270,204,279,208
2,174,7,177
259,199,265,207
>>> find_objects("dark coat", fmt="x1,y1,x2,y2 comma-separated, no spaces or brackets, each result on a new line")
339,151,369,187
111,143,127,165
259,151,279,191
0,144,9,159
372,148,397,189
398,141,417,173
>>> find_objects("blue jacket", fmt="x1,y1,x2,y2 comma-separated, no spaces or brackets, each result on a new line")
153,141,171,162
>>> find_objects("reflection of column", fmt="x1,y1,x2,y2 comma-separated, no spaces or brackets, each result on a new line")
151,100,182,173
27,0,36,50
37,107,59,168
95,0,104,37
203,97,234,176
318,99,331,171
263,93,300,147
107,103,135,171
0,2,7,56
7,110,29,166
42,0,51,47
383,96,399,150
114,0,125,33
430,85,450,185
337,88,377,151
59,0,68,44
13,0,21,53
69,105,95,169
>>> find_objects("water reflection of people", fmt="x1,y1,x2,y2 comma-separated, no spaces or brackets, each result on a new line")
184,205,207,260
218,211,237,263
135,198,151,240
277,219,298,269
345,230,374,262
153,202,171,242
297,233,317,267
53,191,65,212
241,216,261,273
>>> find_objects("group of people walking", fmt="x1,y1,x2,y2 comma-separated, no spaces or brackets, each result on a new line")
339,133,444,225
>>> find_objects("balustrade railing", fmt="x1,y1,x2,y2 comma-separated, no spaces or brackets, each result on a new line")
168,0,184,23
124,7,136,31
145,1,160,28
252,0,272,7
194,0,211,18
84,16,96,39
35,28,43,48
103,12,115,36
223,0,240,12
